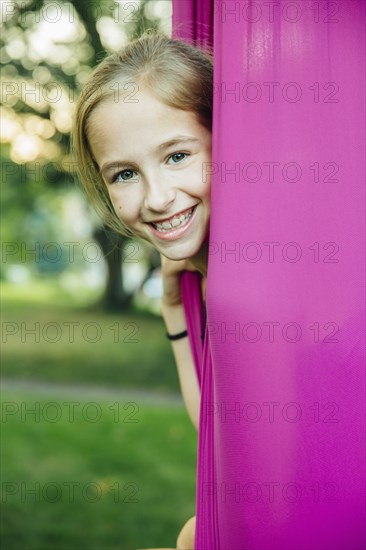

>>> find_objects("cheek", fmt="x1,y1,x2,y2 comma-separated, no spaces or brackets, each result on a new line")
108,190,124,216
108,190,139,224
194,174,211,199
193,156,212,197
204,176,211,196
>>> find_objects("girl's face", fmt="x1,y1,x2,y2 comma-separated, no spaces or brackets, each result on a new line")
87,87,212,261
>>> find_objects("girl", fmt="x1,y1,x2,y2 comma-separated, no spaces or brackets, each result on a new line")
72,29,213,549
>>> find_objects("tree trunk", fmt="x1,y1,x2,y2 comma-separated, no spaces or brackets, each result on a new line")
93,226,133,311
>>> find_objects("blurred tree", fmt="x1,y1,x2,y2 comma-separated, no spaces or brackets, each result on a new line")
1,0,170,309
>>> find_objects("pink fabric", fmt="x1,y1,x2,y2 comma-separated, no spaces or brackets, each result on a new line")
180,271,204,388
174,1,365,548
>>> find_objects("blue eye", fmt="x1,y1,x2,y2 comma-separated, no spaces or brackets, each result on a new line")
111,152,189,184
112,169,137,183
168,152,189,164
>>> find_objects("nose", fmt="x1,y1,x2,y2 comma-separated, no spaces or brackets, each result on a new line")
143,171,176,213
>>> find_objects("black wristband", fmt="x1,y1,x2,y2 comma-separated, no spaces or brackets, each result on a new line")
166,329,188,341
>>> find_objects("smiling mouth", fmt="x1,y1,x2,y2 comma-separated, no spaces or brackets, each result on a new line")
149,205,197,232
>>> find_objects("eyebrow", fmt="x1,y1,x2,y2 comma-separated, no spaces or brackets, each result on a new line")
100,136,200,177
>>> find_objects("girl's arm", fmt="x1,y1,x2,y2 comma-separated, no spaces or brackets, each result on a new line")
161,301,200,431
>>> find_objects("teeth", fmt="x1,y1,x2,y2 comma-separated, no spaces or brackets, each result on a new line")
153,207,194,232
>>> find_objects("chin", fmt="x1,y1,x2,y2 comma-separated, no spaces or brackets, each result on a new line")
159,238,205,261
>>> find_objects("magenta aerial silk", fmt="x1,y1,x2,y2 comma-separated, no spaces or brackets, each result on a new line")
174,1,365,549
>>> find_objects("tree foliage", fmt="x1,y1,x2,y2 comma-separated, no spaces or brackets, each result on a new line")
1,0,170,308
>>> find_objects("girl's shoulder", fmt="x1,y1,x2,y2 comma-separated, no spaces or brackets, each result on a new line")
201,276,207,302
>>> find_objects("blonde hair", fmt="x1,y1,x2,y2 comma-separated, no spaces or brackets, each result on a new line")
71,29,213,237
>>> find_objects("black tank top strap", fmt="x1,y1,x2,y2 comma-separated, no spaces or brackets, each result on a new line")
201,300,207,341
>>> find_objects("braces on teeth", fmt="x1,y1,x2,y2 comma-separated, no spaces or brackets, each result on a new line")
153,207,194,232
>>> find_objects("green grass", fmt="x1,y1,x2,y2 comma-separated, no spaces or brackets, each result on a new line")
1,387,198,550
1,280,180,393
1,280,198,548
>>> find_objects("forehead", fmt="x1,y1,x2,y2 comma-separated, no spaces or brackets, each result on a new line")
87,89,203,158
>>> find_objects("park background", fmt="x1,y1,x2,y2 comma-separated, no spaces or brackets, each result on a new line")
1,1,198,548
